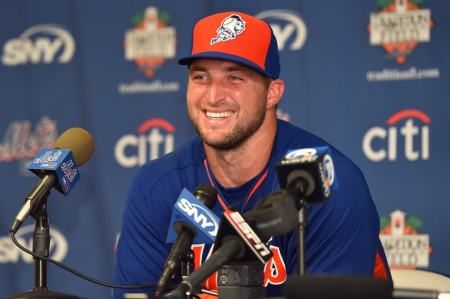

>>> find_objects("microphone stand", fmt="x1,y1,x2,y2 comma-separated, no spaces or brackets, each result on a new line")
297,198,307,276
217,261,264,299
6,202,80,299
180,250,195,299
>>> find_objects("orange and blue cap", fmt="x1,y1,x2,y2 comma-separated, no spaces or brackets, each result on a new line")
178,11,280,79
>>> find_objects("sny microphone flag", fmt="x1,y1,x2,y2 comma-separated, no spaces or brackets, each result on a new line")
28,148,80,195
166,188,220,244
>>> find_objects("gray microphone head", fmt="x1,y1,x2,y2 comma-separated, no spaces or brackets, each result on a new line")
193,183,217,208
244,190,297,241
54,127,95,167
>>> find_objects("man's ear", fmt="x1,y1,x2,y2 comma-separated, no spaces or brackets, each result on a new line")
266,79,285,109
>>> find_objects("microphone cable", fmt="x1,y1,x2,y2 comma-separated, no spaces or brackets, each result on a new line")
11,232,210,298
10,232,155,289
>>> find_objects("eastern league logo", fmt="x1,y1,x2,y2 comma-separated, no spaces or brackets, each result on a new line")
369,0,434,64
124,7,176,77
380,210,432,268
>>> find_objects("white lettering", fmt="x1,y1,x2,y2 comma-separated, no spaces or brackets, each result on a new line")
2,25,75,66
115,129,174,168
363,119,429,162
177,199,215,230
148,128,164,161
271,24,295,51
0,225,68,264
177,198,193,213
401,119,419,161
255,10,307,51
114,135,138,168
363,127,387,162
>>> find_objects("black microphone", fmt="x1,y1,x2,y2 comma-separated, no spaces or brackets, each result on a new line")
276,146,336,204
164,191,298,299
276,146,337,275
244,189,298,241
10,127,95,234
155,184,218,296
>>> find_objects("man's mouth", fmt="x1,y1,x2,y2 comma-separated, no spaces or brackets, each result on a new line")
205,111,233,119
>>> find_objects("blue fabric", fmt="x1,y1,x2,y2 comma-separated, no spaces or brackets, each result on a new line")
114,119,390,298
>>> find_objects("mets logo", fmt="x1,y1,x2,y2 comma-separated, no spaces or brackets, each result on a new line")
210,14,246,45
368,0,434,64
124,7,176,78
379,210,432,269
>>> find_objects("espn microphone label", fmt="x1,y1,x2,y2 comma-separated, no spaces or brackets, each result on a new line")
166,188,220,244
28,149,80,194
224,210,272,264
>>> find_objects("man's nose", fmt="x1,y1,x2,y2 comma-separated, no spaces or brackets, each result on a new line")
205,81,226,106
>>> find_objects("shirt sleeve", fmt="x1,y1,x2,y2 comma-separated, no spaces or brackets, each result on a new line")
113,167,173,299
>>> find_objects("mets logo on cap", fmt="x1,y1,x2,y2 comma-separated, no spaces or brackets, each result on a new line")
210,14,246,45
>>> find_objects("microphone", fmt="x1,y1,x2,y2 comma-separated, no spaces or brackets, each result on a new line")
243,189,298,241
277,146,337,275
155,184,218,296
276,146,336,204
164,191,298,298
10,127,95,234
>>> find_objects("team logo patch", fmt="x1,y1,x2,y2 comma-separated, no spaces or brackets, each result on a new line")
210,14,246,45
380,210,432,268
368,0,434,64
124,7,176,78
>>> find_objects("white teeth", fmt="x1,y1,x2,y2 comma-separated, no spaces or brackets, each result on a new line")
206,111,233,118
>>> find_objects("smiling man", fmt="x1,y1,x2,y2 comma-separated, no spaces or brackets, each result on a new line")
114,11,391,298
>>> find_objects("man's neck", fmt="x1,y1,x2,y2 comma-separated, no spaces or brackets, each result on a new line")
204,119,277,188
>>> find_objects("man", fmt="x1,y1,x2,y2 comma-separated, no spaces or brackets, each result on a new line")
114,11,391,298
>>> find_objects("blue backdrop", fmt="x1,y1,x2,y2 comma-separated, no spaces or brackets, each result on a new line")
1,0,449,298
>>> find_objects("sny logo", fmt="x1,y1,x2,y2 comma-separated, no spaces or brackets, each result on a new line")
2,24,75,66
0,225,68,264
363,109,430,162
115,118,175,168
256,10,307,51
177,197,218,237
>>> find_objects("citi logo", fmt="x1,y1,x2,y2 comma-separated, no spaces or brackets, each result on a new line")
255,10,307,51
177,198,218,237
2,24,75,66
363,109,430,162
115,118,175,168
0,225,68,263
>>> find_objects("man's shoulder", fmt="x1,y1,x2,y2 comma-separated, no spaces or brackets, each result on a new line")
277,120,359,165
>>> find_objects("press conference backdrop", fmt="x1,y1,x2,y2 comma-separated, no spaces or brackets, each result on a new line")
0,0,448,297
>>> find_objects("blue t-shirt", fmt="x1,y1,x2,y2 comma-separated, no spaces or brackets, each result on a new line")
114,119,390,298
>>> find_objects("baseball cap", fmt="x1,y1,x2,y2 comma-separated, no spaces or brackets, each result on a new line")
178,11,280,79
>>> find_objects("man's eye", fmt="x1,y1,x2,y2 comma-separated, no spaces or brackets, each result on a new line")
228,75,243,81
192,74,207,81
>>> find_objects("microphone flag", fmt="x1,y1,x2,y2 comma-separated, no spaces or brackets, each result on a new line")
166,188,220,244
28,148,80,195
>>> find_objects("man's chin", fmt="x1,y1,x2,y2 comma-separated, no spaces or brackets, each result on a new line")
202,136,239,151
